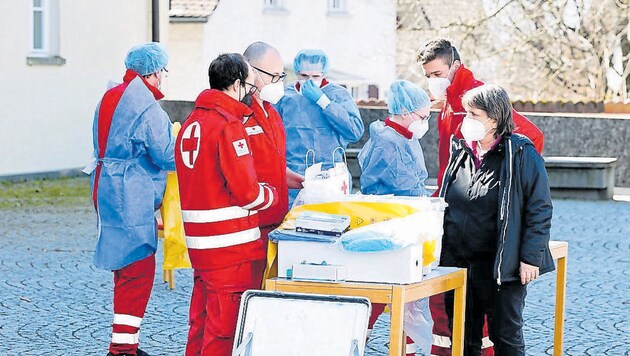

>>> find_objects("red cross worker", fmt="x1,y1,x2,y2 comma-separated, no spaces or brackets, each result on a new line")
175,53,278,356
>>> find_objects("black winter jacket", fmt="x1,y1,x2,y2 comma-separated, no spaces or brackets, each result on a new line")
439,134,555,284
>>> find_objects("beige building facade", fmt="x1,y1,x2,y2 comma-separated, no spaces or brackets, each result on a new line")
167,0,397,102
0,0,169,177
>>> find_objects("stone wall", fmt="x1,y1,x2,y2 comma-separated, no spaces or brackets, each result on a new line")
161,101,630,187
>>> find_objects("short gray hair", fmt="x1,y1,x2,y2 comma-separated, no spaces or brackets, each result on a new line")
243,41,277,64
462,84,515,138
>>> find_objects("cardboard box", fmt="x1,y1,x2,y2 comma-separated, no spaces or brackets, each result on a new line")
279,240,423,284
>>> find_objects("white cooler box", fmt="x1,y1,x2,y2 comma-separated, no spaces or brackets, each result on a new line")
278,240,424,284
233,290,370,356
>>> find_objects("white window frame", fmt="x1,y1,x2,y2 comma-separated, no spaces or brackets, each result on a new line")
263,0,288,14
264,0,283,9
328,0,346,12
350,86,360,99
30,0,49,55
27,0,64,65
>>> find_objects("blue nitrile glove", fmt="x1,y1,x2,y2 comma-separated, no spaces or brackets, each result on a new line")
302,79,325,103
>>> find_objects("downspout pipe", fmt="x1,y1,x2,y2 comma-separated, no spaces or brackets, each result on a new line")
152,0,160,42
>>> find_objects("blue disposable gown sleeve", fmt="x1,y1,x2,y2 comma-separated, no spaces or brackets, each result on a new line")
138,104,176,171
359,139,428,196
321,89,364,143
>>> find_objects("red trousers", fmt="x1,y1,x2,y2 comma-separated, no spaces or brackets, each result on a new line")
186,259,266,356
368,303,416,356
109,254,156,355
430,294,494,356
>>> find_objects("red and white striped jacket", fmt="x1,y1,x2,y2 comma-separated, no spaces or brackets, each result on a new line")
175,89,277,271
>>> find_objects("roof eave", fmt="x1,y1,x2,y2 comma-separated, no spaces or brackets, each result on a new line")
169,16,209,23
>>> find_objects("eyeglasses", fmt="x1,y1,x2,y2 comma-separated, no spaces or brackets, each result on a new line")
252,65,287,83
410,112,430,122
244,81,258,95
144,67,168,79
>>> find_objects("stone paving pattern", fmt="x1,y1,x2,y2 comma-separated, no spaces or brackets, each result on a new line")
0,199,629,355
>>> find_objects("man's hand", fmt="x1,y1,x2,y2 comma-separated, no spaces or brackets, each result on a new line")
302,79,324,103
286,167,305,189
519,261,539,285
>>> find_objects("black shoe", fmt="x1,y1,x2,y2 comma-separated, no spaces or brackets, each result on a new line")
106,350,149,356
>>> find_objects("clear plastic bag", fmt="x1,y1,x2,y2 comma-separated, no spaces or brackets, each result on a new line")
337,213,421,252
404,298,434,356
333,196,445,271
293,148,351,208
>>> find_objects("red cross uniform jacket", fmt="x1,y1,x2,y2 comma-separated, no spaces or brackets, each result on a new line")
245,99,288,233
175,89,278,271
435,65,545,191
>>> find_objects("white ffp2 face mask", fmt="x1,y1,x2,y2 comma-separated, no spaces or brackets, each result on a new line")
259,81,285,104
408,119,429,139
427,48,456,100
461,116,492,142
427,77,450,100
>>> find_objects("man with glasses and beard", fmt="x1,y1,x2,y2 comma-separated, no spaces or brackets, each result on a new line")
175,53,278,356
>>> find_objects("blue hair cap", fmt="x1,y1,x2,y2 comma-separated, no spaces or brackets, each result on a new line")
387,80,431,115
124,42,168,76
293,49,329,75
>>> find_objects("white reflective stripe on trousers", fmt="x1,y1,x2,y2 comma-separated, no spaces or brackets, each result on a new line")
111,331,139,344
431,334,493,349
186,227,260,249
482,336,494,348
113,314,142,328
432,334,451,348
181,206,256,223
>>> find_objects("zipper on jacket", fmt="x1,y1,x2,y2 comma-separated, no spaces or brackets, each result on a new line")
439,142,466,198
497,138,513,285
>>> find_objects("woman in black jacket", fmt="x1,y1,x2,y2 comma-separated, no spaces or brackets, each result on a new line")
438,85,554,356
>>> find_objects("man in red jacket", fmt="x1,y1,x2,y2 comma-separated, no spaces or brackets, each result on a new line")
175,53,278,356
418,39,544,191
243,42,304,241
417,39,545,356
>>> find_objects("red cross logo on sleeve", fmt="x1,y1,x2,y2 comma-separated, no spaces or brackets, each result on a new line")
232,139,250,157
180,122,201,168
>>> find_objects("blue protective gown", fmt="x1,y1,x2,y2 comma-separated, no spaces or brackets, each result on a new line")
275,81,364,204
358,119,433,355
90,75,175,271
358,120,428,196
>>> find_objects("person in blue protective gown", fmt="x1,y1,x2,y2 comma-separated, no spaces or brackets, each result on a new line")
275,49,364,206
359,80,430,197
88,42,176,356
358,79,433,356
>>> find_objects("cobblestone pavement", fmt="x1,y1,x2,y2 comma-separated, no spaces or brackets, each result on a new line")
0,198,629,355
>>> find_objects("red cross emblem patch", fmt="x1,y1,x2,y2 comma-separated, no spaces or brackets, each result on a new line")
180,122,201,168
232,139,250,157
